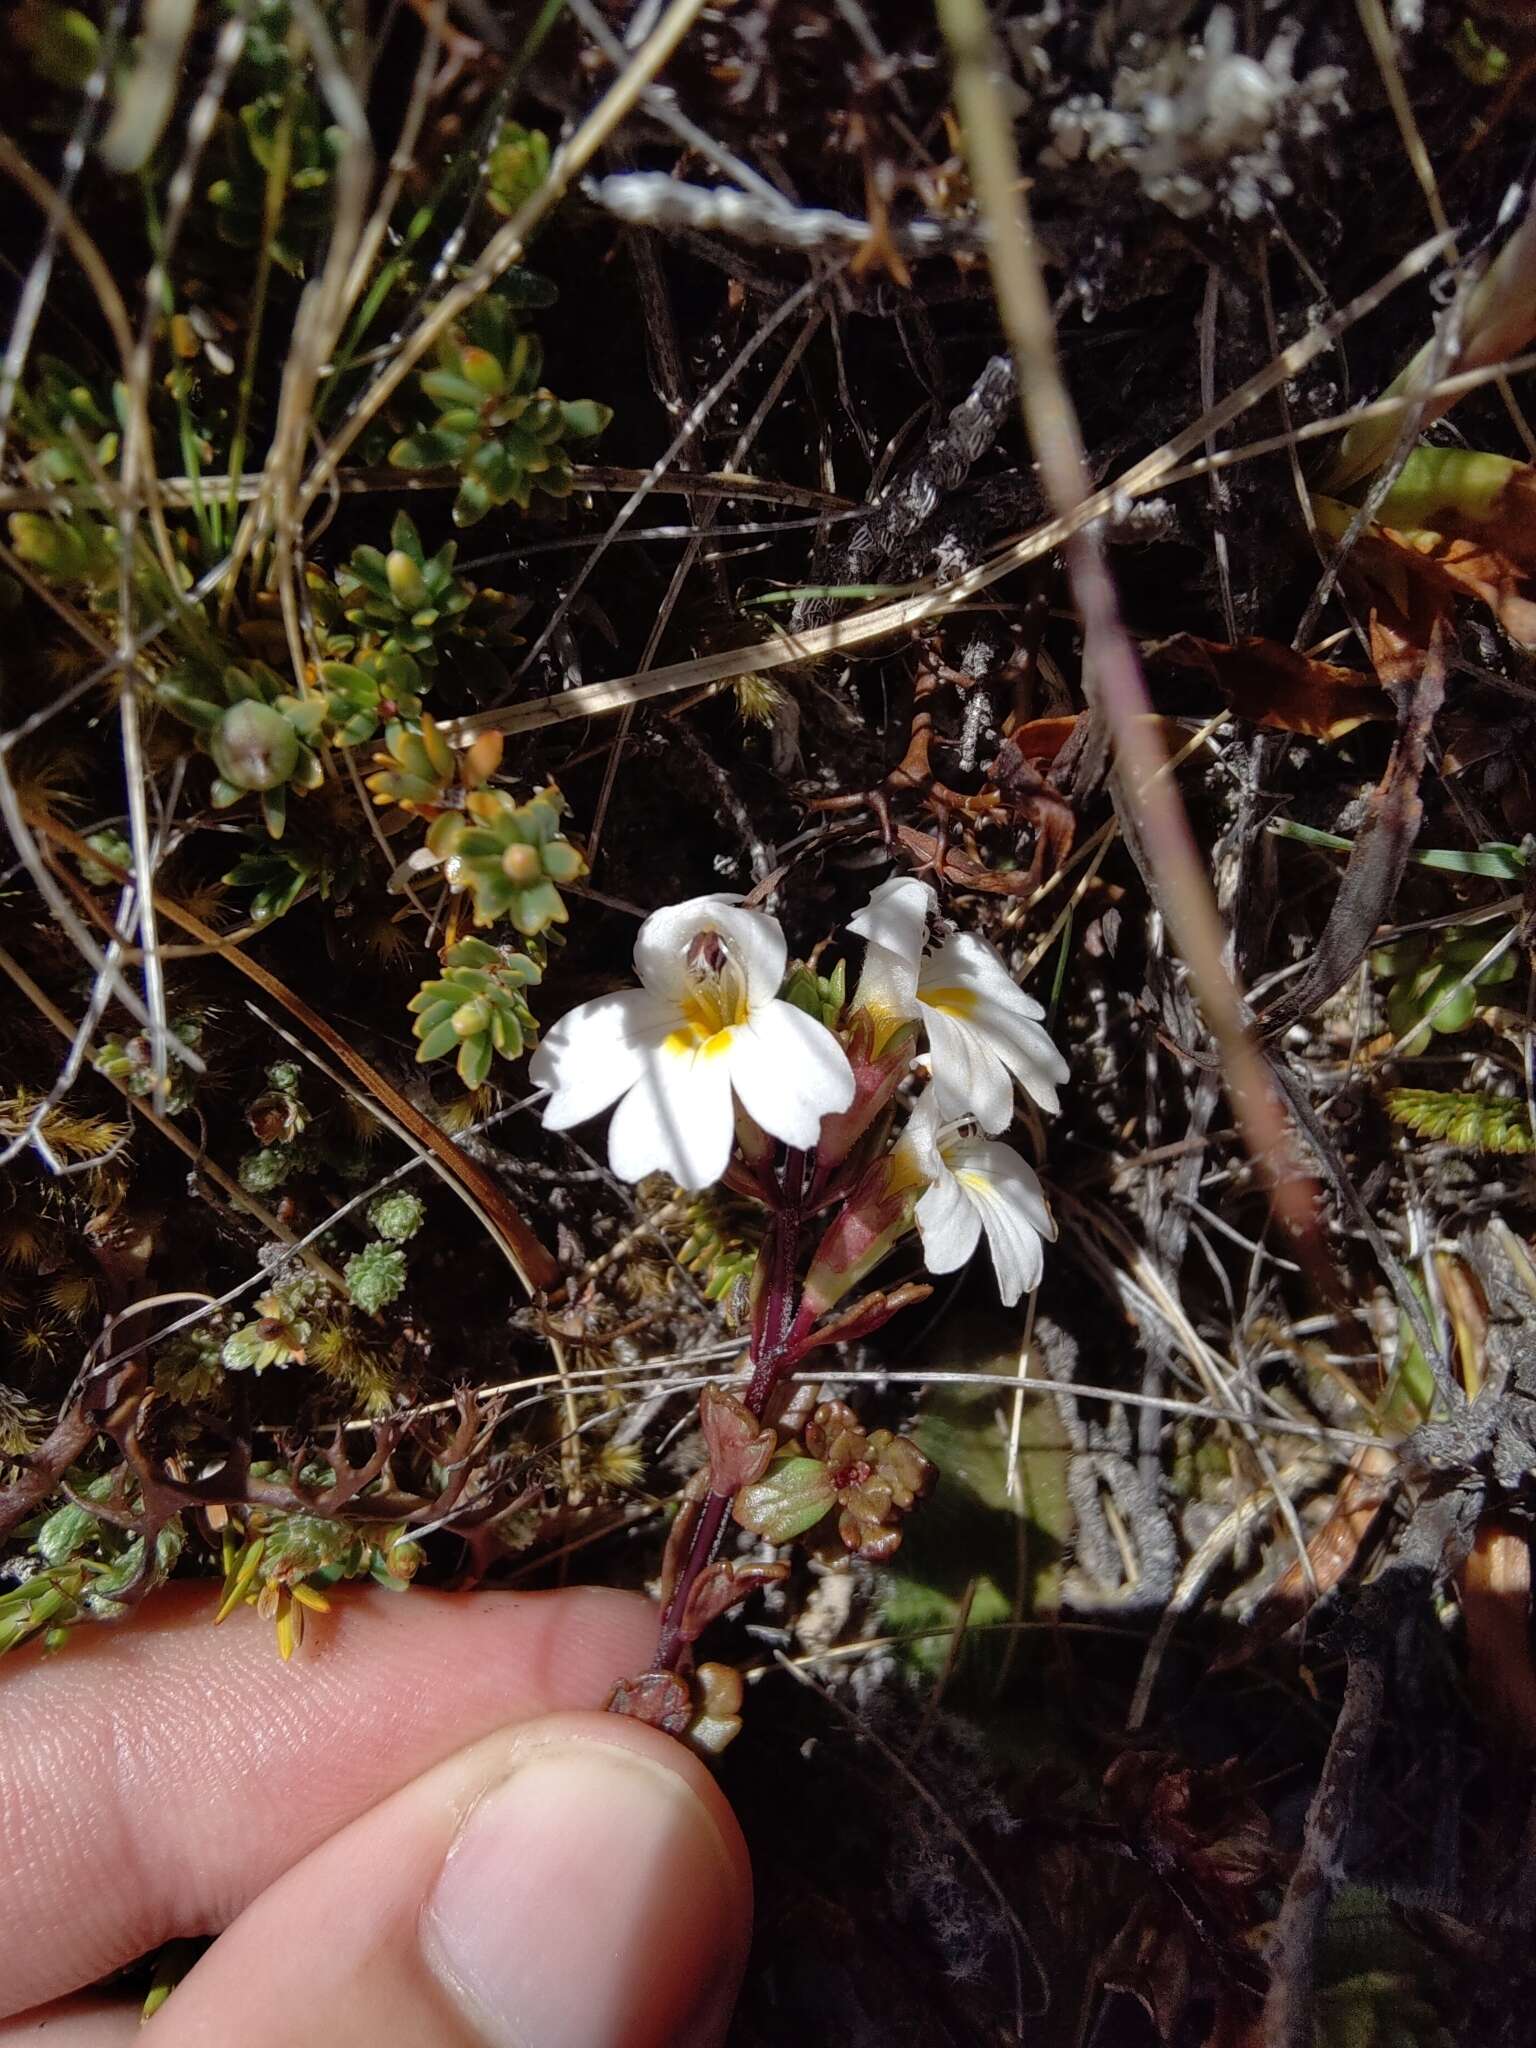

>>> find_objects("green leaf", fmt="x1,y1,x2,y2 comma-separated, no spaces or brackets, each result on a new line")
1271,817,1529,879
413,1017,459,1062
35,1497,102,1567
1386,1087,1535,1154
457,1032,492,1088
734,1456,836,1543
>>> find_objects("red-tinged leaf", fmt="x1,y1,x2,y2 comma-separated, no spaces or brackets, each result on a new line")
1386,525,1536,647
1374,448,1536,572
678,1557,789,1645
656,1471,708,1609
989,734,1078,883
1003,713,1082,762
1001,711,1187,764
1351,530,1462,686
1316,482,1536,672
1159,633,1389,740
784,1282,933,1364
814,1027,915,1176
698,1382,775,1495
605,1669,692,1736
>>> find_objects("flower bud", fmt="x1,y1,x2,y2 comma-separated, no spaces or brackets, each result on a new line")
385,548,429,609
799,1157,919,1319
457,346,505,396
500,840,542,885
210,701,299,792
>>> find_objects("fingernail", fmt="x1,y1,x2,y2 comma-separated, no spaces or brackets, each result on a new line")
423,1737,743,2048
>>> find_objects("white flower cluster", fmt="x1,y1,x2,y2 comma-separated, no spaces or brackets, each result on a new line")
531,879,1069,1305
851,877,1066,1306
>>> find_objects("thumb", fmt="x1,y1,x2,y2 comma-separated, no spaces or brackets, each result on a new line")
147,1710,751,2048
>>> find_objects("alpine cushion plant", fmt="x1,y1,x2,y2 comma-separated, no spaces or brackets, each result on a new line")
334,512,471,662
388,291,614,527
427,785,587,938
155,659,327,839
531,876,1068,1747
409,937,541,1089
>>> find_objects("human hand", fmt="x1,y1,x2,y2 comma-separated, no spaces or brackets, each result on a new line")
0,1585,751,2045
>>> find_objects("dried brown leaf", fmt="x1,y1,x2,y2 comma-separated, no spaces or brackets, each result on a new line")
1458,1519,1536,1749
1218,1442,1396,1667
1260,627,1446,1035
1159,634,1389,740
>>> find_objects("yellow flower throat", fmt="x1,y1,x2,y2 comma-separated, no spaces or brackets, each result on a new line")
665,950,749,1058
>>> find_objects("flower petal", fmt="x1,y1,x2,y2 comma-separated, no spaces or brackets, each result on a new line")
849,877,932,1020
632,894,785,1008
922,1003,1014,1134
951,1139,1052,1305
853,940,921,1024
914,1164,982,1274
728,999,855,1149
606,1040,735,1189
961,996,1070,1114
848,876,934,961
529,988,675,1129
917,932,1068,1123
920,931,1046,1018
892,1084,946,1186
950,1139,1054,1235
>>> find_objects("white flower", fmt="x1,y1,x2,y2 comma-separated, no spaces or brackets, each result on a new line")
530,894,854,1191
848,877,1069,1134
895,1088,1055,1306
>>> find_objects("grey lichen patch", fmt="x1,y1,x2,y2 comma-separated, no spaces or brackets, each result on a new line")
1043,7,1347,221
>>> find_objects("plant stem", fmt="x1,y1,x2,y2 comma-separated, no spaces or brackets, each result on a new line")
653,1147,807,1674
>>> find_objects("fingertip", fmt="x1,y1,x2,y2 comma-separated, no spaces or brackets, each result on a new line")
133,1706,752,2047
0,1582,664,2020
0,1995,139,2043
423,1711,752,2048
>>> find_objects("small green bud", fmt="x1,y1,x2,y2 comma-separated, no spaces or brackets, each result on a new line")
500,840,541,885
210,701,299,792
78,829,132,888
385,549,428,609
458,347,504,396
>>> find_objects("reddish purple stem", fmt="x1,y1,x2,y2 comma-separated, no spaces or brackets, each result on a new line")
653,1148,808,1674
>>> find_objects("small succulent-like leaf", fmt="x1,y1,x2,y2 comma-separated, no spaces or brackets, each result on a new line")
678,1558,789,1645
733,1454,837,1544
605,1669,692,1735
559,398,613,440
699,1382,775,1495
687,1662,745,1757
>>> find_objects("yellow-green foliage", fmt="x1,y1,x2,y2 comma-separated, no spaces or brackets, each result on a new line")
1386,1087,1535,1154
